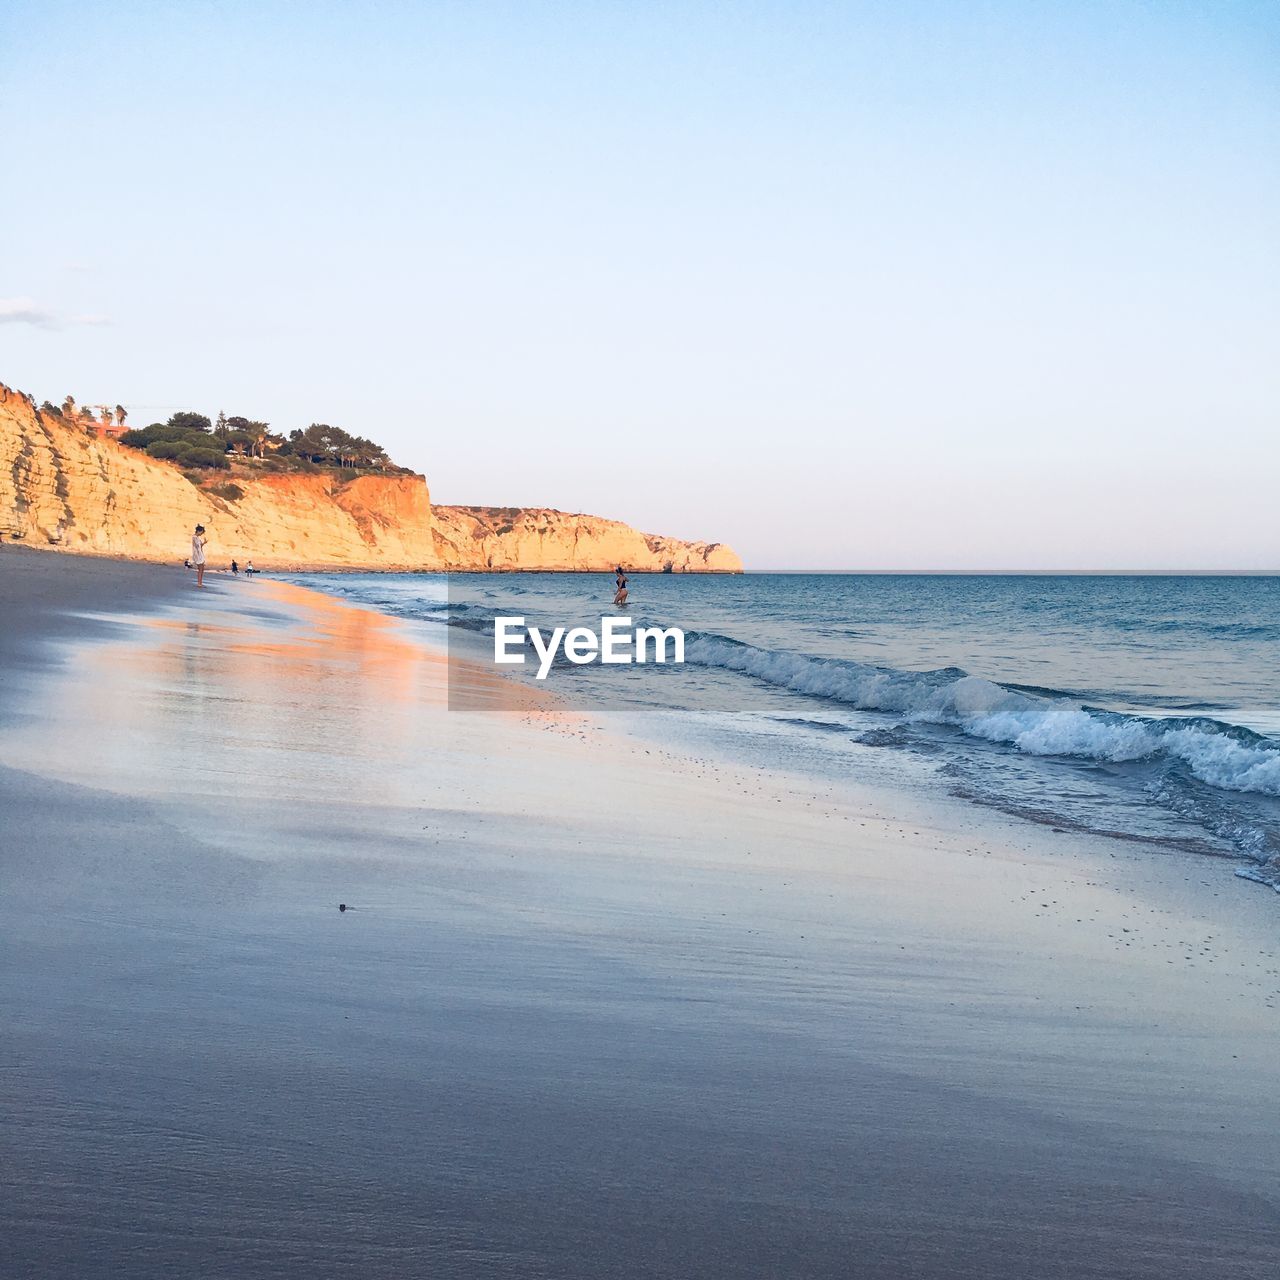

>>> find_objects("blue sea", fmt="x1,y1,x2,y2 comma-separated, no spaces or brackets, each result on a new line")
288,572,1280,892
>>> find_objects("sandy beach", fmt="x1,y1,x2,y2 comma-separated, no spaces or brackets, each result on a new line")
1,548,1277,1279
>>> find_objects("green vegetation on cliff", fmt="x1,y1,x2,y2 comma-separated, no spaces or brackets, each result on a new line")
113,410,405,475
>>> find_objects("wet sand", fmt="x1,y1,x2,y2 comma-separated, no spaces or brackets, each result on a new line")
0,546,190,692
1,549,1278,1278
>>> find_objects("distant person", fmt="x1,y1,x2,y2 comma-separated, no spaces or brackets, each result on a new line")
231,559,239,575
191,524,208,588
613,565,628,608
245,559,257,576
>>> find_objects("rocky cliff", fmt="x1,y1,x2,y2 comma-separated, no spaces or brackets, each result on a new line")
433,506,742,573
1,384,741,572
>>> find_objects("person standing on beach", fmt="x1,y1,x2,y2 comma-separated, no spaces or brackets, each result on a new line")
191,524,208,588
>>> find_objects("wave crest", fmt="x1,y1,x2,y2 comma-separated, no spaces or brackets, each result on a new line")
682,633,1280,798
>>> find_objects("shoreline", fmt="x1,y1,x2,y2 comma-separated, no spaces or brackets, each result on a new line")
0,544,741,574
15,544,1279,577
1,550,1277,1277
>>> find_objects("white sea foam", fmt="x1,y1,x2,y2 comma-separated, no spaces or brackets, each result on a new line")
683,634,1280,798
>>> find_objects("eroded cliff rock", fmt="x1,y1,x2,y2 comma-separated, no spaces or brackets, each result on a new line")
1,384,742,572
432,506,740,573
1,385,437,568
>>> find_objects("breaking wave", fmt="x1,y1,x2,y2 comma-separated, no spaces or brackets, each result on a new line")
683,632,1280,799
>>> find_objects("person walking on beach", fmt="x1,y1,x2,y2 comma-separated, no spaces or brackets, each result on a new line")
613,565,628,607
191,524,208,588
231,559,239,575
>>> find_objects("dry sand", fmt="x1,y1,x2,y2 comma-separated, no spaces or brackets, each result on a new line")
1,546,1277,1278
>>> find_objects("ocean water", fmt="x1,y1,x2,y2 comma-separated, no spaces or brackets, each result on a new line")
288,572,1280,892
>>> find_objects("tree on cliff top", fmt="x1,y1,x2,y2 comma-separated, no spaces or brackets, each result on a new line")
120,421,221,454
286,423,391,469
167,411,212,434
216,415,278,458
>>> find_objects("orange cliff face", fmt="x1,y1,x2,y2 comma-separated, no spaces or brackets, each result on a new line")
0,384,743,572
0,385,438,569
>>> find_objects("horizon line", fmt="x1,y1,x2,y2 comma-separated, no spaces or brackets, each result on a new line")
740,568,1280,576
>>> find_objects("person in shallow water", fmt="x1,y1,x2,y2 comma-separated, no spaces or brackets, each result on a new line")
614,566,629,607
191,525,208,588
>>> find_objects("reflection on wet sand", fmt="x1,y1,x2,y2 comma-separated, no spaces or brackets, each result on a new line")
5,578,560,807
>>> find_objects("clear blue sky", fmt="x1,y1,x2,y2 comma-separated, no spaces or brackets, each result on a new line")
3,1,1276,568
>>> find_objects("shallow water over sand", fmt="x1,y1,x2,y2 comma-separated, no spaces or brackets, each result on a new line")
295,571,1280,891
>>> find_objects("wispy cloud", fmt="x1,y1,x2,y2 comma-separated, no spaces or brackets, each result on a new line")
0,297,112,329
0,297,59,327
